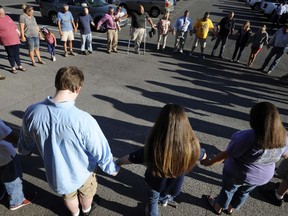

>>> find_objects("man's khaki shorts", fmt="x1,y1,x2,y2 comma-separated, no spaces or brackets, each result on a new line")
61,30,74,41
63,173,97,200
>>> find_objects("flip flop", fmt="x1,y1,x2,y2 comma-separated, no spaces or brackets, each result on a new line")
11,67,17,74
207,195,222,215
17,66,27,71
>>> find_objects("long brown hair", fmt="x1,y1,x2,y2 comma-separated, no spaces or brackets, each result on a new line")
250,102,286,149
144,104,200,178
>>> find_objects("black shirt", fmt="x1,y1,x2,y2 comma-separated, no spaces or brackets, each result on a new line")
218,16,235,37
131,11,150,28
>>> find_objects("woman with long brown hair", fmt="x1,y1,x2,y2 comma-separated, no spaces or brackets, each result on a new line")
116,104,206,216
202,102,288,214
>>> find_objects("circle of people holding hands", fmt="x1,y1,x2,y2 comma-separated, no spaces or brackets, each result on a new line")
0,3,288,80
0,65,288,216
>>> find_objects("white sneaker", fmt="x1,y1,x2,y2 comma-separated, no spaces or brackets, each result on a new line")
52,56,56,62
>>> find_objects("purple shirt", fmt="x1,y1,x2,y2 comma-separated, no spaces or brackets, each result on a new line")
224,129,288,185
97,13,116,30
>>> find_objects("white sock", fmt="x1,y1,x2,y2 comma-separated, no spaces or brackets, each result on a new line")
82,205,91,213
71,208,80,216
275,189,284,200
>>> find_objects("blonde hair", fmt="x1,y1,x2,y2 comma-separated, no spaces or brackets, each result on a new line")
145,104,200,178
243,21,250,31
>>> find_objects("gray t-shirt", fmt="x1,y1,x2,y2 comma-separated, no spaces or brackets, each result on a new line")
19,14,39,37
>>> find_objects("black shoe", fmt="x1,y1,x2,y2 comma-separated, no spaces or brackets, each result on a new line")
259,188,283,206
218,55,223,59
88,51,92,54
82,201,98,216
81,51,87,55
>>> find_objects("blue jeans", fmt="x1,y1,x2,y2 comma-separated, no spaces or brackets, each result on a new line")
1,177,25,206
47,43,55,55
147,189,160,216
217,170,256,210
81,33,92,52
261,47,284,71
26,37,40,51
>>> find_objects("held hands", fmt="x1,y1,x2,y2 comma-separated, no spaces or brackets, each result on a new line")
200,158,212,167
20,36,26,42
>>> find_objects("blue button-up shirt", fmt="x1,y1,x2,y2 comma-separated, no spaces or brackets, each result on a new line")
18,97,119,194
174,15,192,32
269,28,288,48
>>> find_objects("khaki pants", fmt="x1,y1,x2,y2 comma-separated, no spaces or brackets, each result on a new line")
131,27,145,52
107,29,118,52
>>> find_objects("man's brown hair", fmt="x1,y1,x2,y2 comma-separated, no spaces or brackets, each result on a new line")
55,66,84,92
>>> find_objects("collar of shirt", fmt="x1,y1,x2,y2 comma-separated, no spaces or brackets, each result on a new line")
46,96,75,109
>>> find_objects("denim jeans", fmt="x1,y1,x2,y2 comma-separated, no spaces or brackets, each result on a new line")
261,47,284,71
2,177,25,206
147,189,160,216
217,170,256,210
47,43,55,56
80,33,92,52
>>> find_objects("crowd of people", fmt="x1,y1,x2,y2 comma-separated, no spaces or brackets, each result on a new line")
0,2,288,216
0,66,288,216
0,4,288,80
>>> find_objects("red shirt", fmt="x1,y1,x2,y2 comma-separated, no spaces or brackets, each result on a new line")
0,15,20,46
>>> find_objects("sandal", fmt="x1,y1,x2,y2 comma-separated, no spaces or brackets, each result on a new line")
38,61,45,65
31,62,36,67
17,66,27,71
11,67,17,74
207,195,222,215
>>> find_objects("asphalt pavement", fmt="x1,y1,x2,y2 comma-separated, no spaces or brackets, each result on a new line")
0,0,288,215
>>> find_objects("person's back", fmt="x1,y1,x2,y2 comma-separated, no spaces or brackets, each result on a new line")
18,66,119,215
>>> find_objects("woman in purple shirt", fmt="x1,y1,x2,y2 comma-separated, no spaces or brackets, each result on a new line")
202,102,288,214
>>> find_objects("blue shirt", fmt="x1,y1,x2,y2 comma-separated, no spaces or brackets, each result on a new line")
174,15,192,32
57,11,74,32
76,13,93,35
17,97,119,194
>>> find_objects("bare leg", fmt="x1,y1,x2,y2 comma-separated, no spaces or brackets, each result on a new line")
69,40,73,52
79,196,93,211
29,50,35,64
34,48,42,62
277,180,288,197
64,197,80,215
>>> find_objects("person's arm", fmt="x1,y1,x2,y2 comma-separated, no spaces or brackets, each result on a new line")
116,154,131,166
57,17,63,36
71,19,76,32
96,15,108,30
19,22,26,42
52,33,57,46
201,150,228,166
116,147,145,166
148,18,155,28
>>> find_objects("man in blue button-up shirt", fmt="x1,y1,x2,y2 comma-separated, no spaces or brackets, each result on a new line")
173,10,193,54
17,66,119,216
